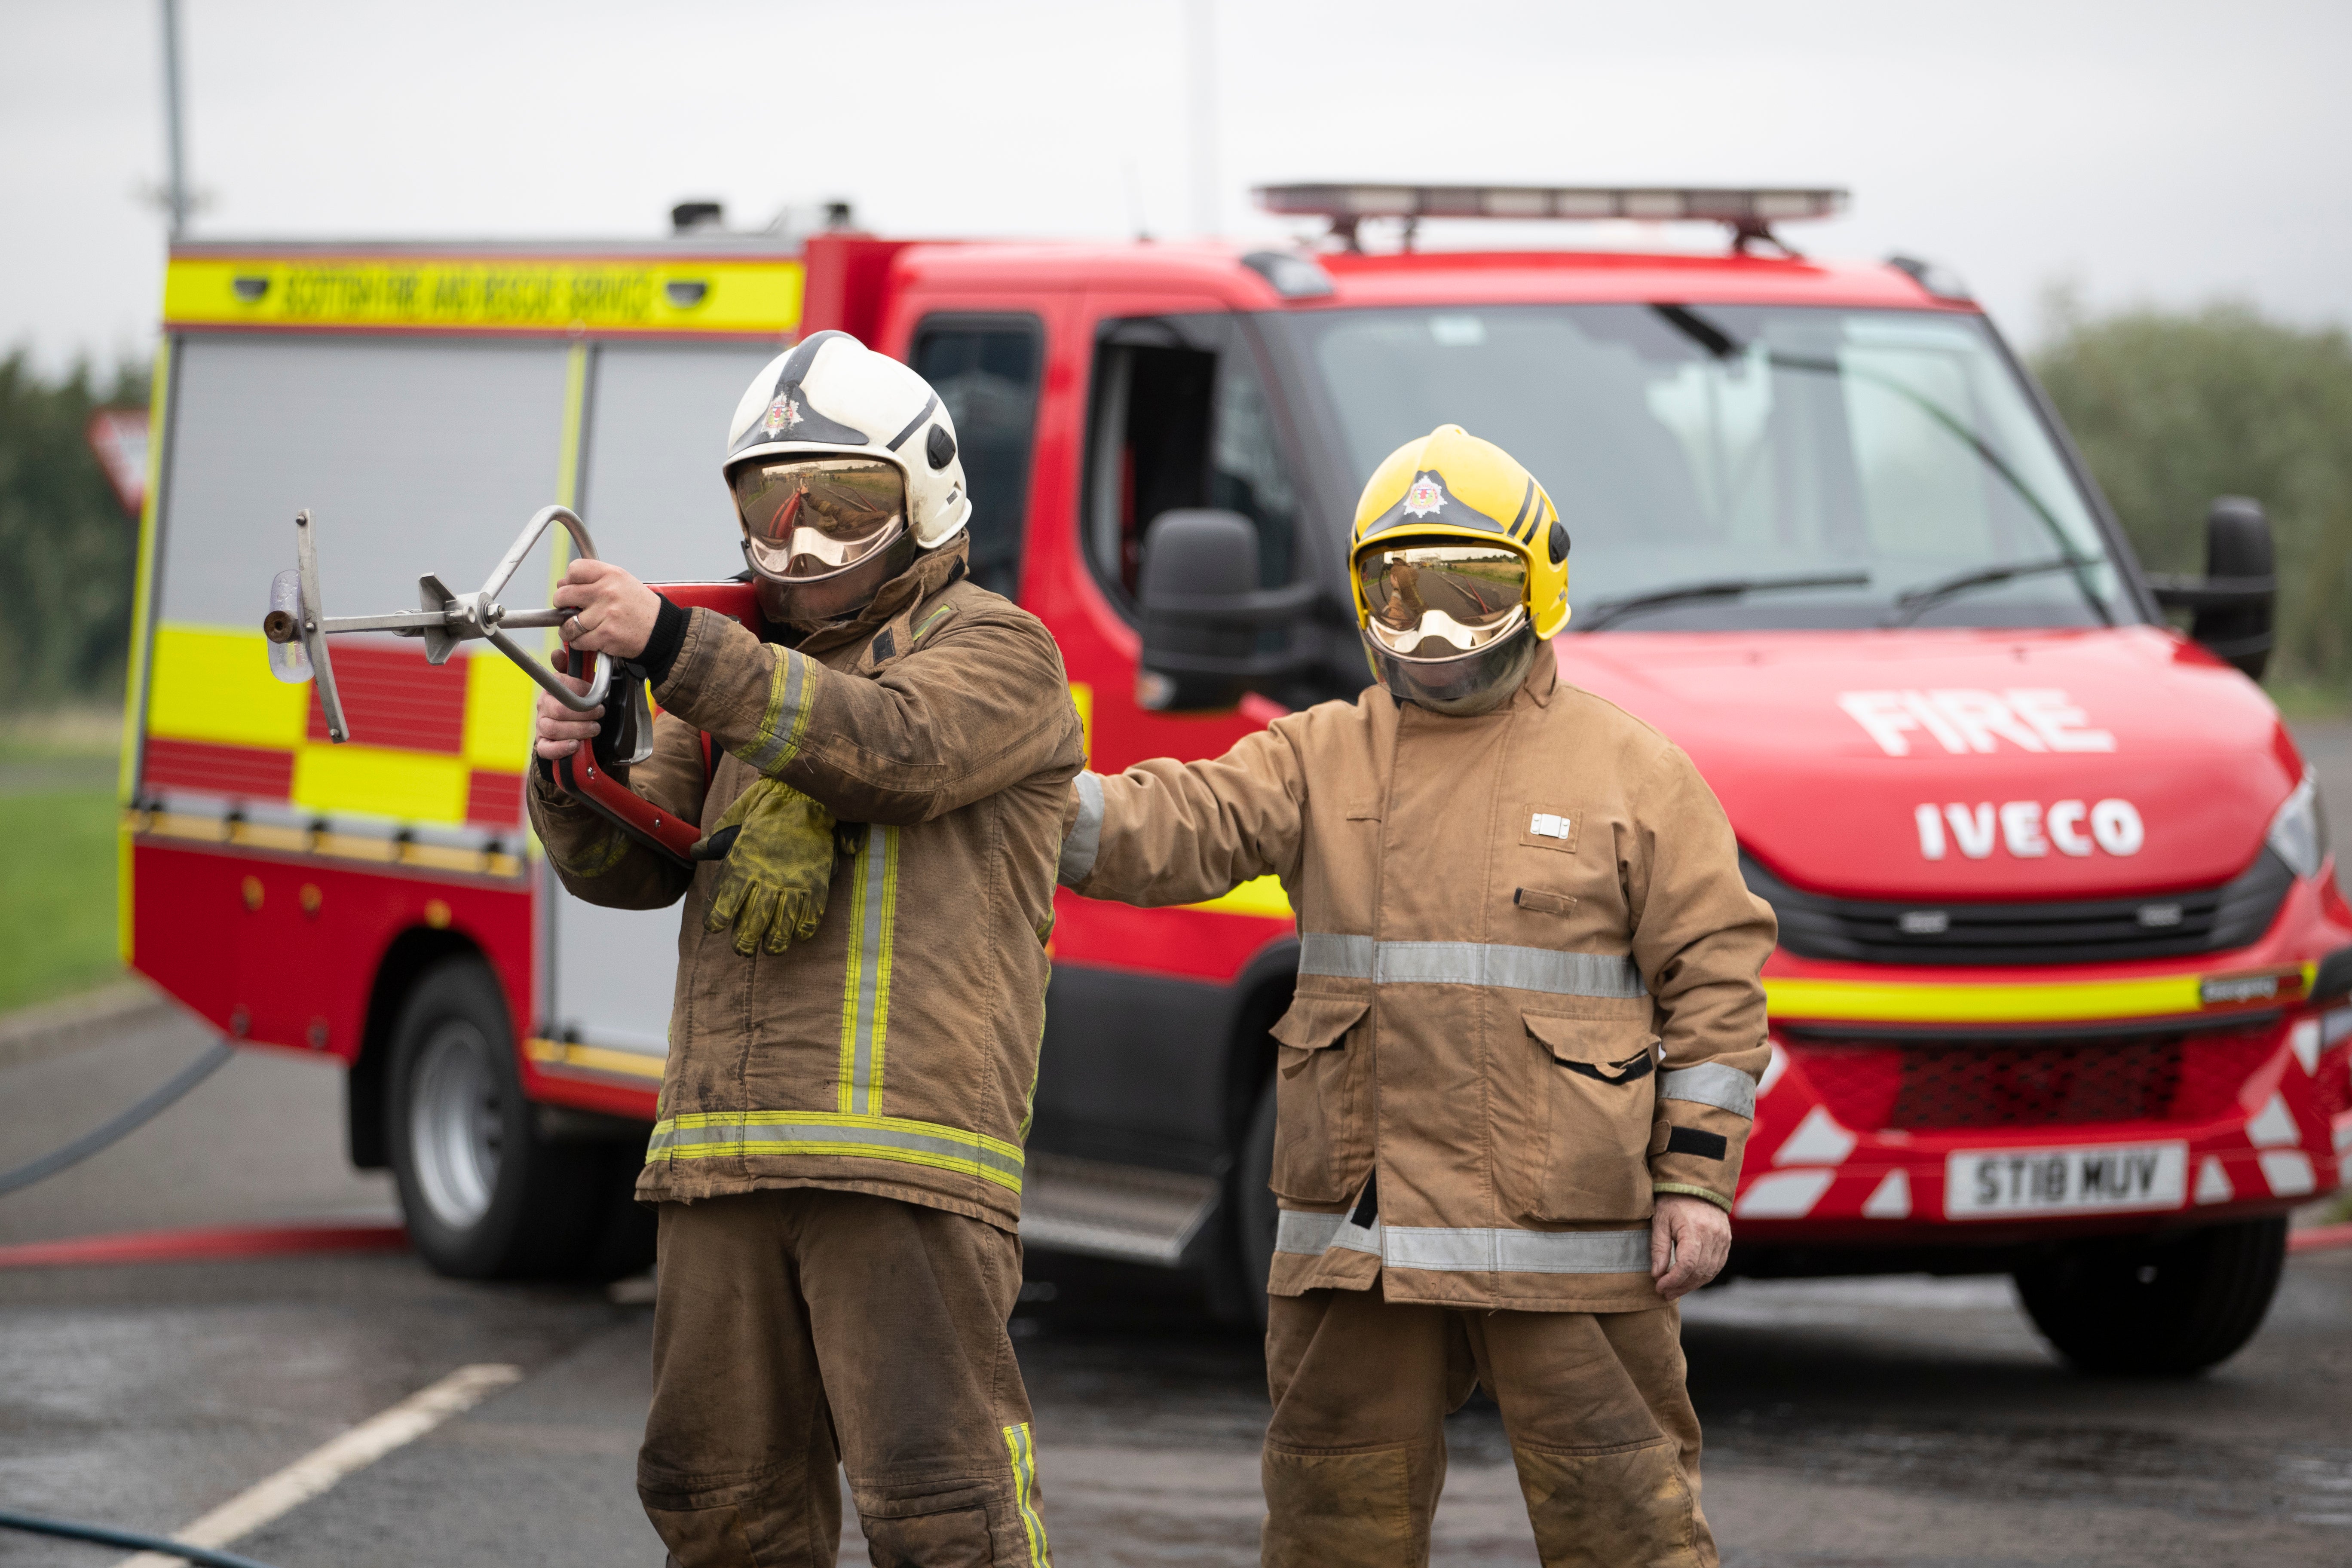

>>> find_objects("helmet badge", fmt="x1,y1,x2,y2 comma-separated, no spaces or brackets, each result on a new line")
1402,474,1447,518
763,395,804,437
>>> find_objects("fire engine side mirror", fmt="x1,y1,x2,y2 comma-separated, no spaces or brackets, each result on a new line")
2149,496,2275,681
1135,509,1319,712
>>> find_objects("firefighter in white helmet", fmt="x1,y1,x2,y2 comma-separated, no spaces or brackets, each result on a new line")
1059,426,1774,1567
532,329,1083,1566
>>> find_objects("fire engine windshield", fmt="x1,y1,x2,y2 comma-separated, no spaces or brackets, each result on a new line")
1296,305,2126,631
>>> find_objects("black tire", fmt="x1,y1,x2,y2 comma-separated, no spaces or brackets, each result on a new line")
1233,1075,1280,1331
2014,1216,2289,1375
385,957,650,1281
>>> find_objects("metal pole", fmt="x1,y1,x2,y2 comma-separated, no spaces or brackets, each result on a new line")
1184,0,1218,237
160,0,190,237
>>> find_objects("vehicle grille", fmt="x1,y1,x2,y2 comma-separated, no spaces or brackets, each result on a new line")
1744,850,2293,967
1787,1028,2278,1133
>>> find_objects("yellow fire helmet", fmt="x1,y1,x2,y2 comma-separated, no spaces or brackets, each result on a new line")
1348,425,1570,714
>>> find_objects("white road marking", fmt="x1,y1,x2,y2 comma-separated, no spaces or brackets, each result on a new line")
115,1363,522,1567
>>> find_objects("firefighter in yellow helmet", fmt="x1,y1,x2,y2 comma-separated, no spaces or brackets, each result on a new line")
1059,426,1775,1566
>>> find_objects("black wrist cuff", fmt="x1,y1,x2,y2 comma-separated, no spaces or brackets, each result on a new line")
638,594,689,688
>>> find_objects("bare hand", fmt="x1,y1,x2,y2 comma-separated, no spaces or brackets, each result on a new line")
1650,1194,1731,1302
533,667,604,760
551,558,660,661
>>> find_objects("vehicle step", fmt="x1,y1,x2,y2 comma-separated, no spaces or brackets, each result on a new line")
1018,1153,1219,1267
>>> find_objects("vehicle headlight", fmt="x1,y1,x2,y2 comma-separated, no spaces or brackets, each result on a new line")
2266,772,2329,880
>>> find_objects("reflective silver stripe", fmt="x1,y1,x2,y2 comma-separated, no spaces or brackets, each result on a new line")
839,827,900,1115
1058,770,1104,886
1276,1211,1651,1274
646,1112,1024,1191
1297,934,1645,999
1660,1061,1756,1118
1297,933,1376,977
741,648,812,775
1384,1225,1651,1275
1275,1209,1382,1256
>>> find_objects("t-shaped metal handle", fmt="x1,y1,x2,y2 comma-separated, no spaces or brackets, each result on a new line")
263,504,624,746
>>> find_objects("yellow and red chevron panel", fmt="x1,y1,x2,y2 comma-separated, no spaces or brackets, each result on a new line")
142,626,536,825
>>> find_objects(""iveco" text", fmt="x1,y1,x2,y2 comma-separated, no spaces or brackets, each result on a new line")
1914,799,2143,859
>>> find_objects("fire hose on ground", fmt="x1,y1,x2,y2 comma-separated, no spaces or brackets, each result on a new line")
0,1039,235,1198
0,1508,281,1567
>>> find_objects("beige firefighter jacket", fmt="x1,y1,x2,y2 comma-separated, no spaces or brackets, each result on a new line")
527,539,1086,1231
1060,652,1774,1311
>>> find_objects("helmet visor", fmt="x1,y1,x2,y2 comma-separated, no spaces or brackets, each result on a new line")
1357,542,1530,657
732,458,908,579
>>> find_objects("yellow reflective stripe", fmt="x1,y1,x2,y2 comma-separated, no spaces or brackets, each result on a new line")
1188,875,1292,920
122,335,171,802
163,255,804,337
525,1038,665,1080
740,649,814,775
836,834,870,1111
647,1109,1024,1193
869,828,900,1108
292,743,469,823
1067,681,1092,763
129,808,524,879
1766,964,2318,1024
913,603,958,643
557,340,588,507
1002,1422,1051,1568
837,828,901,1115
654,1109,1024,1164
119,335,174,962
116,820,135,965
148,625,309,748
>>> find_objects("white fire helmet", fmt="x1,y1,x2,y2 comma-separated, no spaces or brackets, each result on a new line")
722,331,971,621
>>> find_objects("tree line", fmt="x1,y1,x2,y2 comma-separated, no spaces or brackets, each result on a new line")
3,303,2350,710
2030,302,2352,689
0,352,147,709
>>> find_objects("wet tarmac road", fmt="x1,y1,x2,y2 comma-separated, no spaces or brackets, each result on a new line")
2,1220,2348,1565
5,722,2352,1565
3,1015,2349,1566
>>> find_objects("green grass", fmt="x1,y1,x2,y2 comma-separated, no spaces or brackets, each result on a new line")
0,786,121,1013
2263,680,2352,723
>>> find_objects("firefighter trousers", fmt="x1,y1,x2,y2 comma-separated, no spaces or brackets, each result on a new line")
637,1188,1051,1568
1261,1281,1712,1568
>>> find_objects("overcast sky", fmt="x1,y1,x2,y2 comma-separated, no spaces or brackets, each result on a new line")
6,0,2348,374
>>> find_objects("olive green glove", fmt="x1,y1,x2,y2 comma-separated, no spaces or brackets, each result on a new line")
695,779,841,956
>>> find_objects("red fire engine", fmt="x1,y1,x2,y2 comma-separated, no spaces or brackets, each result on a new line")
122,187,2352,1369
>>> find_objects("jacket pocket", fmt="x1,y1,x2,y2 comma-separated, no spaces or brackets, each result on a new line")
1521,1010,1660,1223
1268,994,1374,1204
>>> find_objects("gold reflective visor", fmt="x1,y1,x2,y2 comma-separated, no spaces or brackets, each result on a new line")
1357,543,1530,657
732,458,908,578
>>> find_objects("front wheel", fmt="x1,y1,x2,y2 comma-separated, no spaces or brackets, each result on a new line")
2014,1216,2288,1375
386,957,650,1280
